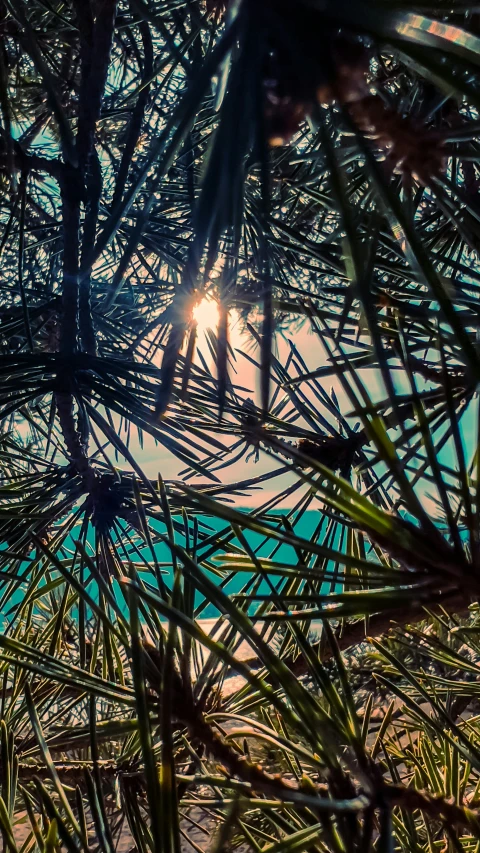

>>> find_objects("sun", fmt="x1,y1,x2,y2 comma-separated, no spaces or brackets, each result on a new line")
192,296,220,332
190,296,244,349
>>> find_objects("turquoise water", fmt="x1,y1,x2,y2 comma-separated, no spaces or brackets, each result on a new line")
14,510,324,621
121,510,324,618
147,510,325,617
0,510,329,621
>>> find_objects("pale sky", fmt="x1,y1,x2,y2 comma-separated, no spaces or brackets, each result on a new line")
133,299,383,508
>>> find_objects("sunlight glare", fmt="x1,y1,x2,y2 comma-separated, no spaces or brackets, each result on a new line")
190,295,244,349
192,297,220,331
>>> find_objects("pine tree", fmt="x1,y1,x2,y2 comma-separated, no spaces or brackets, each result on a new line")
1,1,480,849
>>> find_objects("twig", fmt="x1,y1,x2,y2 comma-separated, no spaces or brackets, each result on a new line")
286,593,471,678
55,390,95,491
13,761,480,833
383,783,480,833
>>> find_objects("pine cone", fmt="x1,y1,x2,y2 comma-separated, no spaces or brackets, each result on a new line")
297,434,364,473
349,95,446,185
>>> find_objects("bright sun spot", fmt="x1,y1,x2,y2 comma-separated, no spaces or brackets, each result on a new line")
192,297,220,331
190,296,244,349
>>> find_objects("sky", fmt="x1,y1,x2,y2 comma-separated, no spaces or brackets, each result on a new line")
131,297,383,509
128,295,479,521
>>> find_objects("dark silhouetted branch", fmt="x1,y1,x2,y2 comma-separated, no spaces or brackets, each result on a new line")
59,167,82,355
110,20,153,211
74,0,118,354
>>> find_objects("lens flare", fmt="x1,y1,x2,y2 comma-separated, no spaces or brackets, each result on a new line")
192,297,220,331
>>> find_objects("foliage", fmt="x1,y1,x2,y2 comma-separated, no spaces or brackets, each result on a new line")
2,0,480,849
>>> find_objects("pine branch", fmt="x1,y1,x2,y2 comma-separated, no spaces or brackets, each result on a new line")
10,763,480,834
55,390,95,490
59,167,82,356
74,0,118,354
110,20,153,212
0,133,64,180
287,593,471,678
383,783,480,833
79,150,101,355
75,0,117,168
